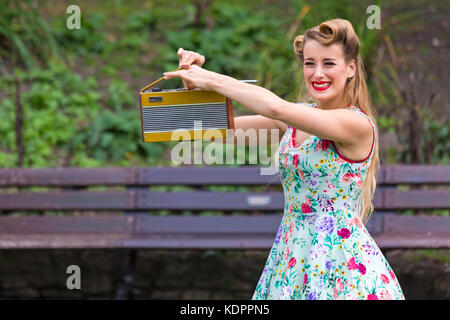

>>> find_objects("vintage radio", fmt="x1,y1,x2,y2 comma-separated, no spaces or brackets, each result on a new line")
139,69,243,143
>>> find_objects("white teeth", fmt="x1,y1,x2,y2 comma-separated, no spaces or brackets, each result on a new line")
313,82,331,88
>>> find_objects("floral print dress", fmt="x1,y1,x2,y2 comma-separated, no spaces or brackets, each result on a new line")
252,103,405,300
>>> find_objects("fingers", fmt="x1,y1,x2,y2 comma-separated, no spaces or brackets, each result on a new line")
163,71,179,80
181,78,190,90
177,47,205,69
164,70,195,90
176,50,198,89
164,70,190,82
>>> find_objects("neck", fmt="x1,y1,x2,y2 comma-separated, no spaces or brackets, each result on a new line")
315,98,349,110
316,102,350,110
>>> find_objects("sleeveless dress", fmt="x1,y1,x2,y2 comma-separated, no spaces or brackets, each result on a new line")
252,103,405,300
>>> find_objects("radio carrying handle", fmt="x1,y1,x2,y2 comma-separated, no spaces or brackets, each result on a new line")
140,67,183,93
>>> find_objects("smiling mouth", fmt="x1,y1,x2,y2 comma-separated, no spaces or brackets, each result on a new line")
312,81,332,91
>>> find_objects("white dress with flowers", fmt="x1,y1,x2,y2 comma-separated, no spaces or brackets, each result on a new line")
252,103,405,300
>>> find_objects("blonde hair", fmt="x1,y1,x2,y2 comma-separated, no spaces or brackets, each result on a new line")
291,19,380,224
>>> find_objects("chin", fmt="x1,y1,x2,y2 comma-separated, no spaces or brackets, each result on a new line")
309,92,335,103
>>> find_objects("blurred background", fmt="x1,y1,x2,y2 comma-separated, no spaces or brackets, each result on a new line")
0,0,448,299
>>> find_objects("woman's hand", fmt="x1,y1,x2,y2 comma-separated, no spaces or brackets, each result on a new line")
163,64,218,91
178,48,205,69
177,48,205,89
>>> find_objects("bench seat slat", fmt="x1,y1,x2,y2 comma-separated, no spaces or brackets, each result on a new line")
0,215,447,249
0,234,447,250
0,216,134,234
382,215,450,233
123,236,276,250
0,235,130,249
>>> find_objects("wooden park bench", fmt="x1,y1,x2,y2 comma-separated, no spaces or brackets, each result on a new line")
0,165,449,298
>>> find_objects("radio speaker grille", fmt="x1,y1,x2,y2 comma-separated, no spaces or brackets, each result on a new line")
142,103,229,133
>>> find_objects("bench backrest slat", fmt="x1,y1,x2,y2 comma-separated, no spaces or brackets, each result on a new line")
383,190,450,209
137,191,285,211
0,192,135,210
383,165,450,184
2,189,448,211
0,168,137,186
0,165,449,187
139,167,275,185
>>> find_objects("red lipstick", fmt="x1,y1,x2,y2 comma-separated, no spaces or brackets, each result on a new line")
312,81,332,91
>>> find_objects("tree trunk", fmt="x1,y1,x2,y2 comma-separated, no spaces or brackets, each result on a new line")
408,103,421,164
15,75,24,167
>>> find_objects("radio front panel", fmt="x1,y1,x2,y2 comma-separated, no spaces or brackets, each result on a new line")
139,88,235,142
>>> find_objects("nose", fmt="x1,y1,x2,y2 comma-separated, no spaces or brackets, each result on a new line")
313,65,325,79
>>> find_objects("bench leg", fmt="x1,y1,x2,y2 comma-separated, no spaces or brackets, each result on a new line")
113,249,137,300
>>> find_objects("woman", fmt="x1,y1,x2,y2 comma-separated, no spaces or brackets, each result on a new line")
164,19,405,300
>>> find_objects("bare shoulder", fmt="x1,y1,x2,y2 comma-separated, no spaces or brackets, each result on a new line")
334,106,375,160
346,106,374,133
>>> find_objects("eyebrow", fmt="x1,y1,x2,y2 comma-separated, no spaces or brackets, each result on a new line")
304,58,337,61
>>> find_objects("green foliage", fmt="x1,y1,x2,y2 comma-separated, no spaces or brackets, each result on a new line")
0,0,61,68
106,79,136,112
0,62,101,167
154,1,298,101
74,108,166,166
420,115,449,164
54,12,109,56
377,116,397,135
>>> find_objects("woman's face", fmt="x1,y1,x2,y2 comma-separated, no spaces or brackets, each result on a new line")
302,39,356,108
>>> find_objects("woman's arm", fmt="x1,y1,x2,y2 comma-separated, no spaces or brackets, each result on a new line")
165,63,286,146
164,65,372,146
211,71,371,145
164,65,372,145
212,115,286,146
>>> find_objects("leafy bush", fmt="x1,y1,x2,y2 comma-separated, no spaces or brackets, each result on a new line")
0,62,100,167
53,12,109,56
0,0,61,68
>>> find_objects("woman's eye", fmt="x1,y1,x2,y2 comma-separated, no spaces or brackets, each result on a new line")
304,62,314,66
325,62,336,66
